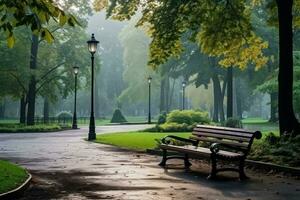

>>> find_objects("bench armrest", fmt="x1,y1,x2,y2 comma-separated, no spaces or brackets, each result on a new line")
161,135,198,146
210,143,247,154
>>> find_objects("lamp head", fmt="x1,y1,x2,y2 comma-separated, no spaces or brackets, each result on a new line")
87,33,99,54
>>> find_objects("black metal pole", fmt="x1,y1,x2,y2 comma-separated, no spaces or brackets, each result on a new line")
148,81,151,124
88,54,96,140
182,86,185,110
72,74,78,129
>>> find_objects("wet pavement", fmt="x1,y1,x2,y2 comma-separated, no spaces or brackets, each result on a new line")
0,125,299,200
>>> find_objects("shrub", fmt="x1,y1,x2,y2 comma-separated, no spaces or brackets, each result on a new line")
111,109,127,123
0,124,64,133
249,133,300,167
166,110,210,125
222,117,243,128
159,122,190,132
157,112,167,124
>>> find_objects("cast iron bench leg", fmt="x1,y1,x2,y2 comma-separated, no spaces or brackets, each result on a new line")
207,154,217,179
184,153,192,168
239,158,248,180
159,149,167,167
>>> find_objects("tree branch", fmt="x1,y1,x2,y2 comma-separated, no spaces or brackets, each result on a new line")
8,72,27,94
36,62,65,83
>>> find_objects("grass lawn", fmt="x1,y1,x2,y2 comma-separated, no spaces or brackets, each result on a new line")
0,160,28,194
95,132,190,151
95,130,278,152
242,118,279,132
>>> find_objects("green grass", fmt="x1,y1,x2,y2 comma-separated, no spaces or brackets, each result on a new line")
242,118,269,124
95,132,190,151
95,130,278,152
0,160,28,194
0,124,68,133
241,118,279,132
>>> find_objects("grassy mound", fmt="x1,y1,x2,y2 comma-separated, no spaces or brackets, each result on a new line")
0,160,28,194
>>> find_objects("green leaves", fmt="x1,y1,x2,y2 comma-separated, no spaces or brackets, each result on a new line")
0,0,79,47
7,34,15,48
40,28,54,43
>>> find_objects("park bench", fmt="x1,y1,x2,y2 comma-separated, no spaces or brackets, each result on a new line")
159,125,262,180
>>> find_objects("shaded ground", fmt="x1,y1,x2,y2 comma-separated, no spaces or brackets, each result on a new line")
0,125,299,200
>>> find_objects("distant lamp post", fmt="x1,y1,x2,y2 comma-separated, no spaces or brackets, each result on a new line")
87,33,99,140
182,81,186,110
72,66,79,129
148,76,152,124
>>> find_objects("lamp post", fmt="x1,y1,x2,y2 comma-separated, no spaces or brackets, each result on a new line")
87,33,99,141
72,66,79,129
148,76,152,124
182,81,186,110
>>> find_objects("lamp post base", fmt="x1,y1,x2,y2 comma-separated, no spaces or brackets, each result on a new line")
72,124,78,129
88,115,96,140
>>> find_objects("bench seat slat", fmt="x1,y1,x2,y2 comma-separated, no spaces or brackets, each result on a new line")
196,125,254,134
193,128,253,138
160,144,243,158
190,136,249,149
192,131,251,142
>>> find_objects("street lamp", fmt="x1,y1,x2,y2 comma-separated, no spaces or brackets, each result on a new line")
87,33,99,140
148,76,152,124
72,66,79,129
182,81,186,110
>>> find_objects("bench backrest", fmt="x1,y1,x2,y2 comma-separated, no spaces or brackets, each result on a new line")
190,125,262,152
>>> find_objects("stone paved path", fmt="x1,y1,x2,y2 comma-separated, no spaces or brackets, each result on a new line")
0,125,299,200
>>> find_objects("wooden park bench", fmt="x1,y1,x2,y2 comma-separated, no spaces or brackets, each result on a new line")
159,125,262,180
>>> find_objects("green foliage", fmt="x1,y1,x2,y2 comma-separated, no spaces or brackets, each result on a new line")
222,117,243,128
0,0,79,47
166,110,210,125
158,122,194,132
0,160,28,193
157,112,167,124
110,109,127,123
95,0,268,69
0,124,63,133
250,132,300,167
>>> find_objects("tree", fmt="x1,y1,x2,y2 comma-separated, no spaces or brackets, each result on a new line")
95,0,300,136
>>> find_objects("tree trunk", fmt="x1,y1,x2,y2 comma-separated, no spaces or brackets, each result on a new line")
227,67,233,119
160,77,166,113
236,78,243,119
168,78,176,112
269,92,278,122
43,97,49,124
0,100,5,119
20,95,26,124
165,75,170,112
276,0,300,135
212,74,220,122
220,79,227,122
27,34,39,125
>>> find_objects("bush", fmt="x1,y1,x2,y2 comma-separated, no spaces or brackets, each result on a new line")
0,124,64,133
249,133,300,167
166,110,210,125
157,112,167,124
222,117,243,128
111,109,127,123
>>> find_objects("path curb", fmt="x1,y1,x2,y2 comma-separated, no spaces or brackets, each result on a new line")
0,171,32,200
146,149,300,176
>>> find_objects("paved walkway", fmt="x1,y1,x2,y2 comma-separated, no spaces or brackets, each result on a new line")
0,125,299,200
